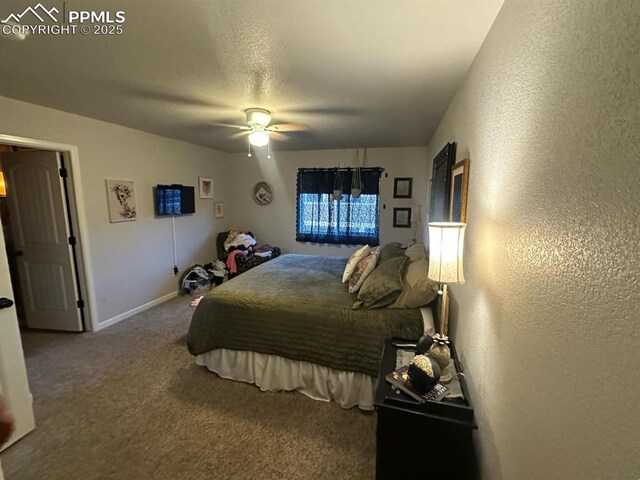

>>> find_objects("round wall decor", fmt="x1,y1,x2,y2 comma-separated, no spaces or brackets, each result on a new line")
252,182,273,205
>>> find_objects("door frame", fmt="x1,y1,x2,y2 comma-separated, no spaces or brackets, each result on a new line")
0,133,98,331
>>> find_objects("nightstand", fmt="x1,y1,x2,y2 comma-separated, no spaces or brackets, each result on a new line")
375,338,476,479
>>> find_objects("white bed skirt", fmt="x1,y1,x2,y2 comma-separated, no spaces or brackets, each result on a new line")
194,307,435,411
196,349,377,410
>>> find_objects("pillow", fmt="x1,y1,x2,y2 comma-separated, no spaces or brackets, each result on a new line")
342,245,371,283
348,248,380,294
378,242,405,263
389,259,439,309
353,255,408,309
405,243,428,263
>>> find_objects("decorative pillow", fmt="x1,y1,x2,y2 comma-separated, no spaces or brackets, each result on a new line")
389,259,439,309
405,243,428,263
342,245,371,283
378,242,405,263
353,255,408,309
348,248,380,294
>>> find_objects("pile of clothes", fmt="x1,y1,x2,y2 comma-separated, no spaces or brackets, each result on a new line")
180,260,227,295
222,228,281,277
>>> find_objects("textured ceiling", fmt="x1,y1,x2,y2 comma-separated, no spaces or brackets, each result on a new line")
0,0,503,152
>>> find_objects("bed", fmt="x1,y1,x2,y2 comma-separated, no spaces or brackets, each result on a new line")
187,253,435,410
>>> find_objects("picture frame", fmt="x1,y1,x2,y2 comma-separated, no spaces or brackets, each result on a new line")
393,207,412,228
252,182,273,205
199,177,214,199
428,142,456,222
393,177,413,198
106,179,137,223
449,158,470,222
214,202,224,218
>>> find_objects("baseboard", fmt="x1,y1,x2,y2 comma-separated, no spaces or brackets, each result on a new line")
96,290,179,331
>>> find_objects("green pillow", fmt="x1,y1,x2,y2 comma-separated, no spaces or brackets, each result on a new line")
378,242,405,263
389,259,439,309
353,256,408,309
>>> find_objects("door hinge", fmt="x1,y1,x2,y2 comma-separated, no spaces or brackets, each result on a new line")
76,299,85,309
68,236,76,246
59,167,68,178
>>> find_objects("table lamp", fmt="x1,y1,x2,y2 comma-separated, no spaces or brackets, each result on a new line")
427,222,466,382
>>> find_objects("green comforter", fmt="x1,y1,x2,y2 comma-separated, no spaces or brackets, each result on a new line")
187,254,423,376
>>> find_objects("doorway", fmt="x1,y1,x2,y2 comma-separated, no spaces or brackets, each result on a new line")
0,141,90,332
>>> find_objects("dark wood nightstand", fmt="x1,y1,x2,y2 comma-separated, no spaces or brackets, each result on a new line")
375,338,476,479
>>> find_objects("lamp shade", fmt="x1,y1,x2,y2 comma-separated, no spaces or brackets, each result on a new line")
0,172,6,197
427,222,466,284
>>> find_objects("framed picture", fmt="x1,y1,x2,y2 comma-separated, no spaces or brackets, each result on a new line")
393,177,413,198
252,182,273,205
428,142,456,222
449,158,470,222
106,179,137,223
214,202,224,218
393,207,412,228
199,177,214,199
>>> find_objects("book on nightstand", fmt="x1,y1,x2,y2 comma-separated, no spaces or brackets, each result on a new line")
385,366,449,404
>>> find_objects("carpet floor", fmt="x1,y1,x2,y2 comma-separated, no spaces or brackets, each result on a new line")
0,296,376,479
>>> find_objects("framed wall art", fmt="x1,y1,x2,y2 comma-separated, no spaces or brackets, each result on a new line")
393,177,413,198
214,202,224,218
449,158,470,222
106,179,137,223
393,207,412,228
199,177,214,199
428,142,456,222
252,182,273,205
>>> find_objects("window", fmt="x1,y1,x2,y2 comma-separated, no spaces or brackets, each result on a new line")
296,168,382,245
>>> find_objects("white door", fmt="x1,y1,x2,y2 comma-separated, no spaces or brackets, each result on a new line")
0,219,35,452
0,151,82,332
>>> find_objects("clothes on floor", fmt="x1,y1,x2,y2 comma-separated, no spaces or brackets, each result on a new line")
226,249,247,275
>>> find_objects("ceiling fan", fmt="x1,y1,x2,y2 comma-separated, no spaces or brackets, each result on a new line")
212,108,309,157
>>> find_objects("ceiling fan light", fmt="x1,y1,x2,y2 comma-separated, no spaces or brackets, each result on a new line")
245,108,272,127
249,131,269,147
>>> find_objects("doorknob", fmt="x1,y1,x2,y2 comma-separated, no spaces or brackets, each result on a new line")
0,298,14,309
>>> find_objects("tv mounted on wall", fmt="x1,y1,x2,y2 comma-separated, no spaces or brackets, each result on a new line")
155,185,195,216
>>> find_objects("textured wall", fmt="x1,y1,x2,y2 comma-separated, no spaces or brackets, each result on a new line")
427,1,640,479
226,147,429,257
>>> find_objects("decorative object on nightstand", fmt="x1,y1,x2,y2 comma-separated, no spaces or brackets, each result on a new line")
375,339,476,479
407,354,441,394
427,222,466,383
415,334,434,354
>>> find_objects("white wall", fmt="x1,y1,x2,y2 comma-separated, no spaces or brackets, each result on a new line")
427,1,639,479
226,147,429,257
0,96,231,329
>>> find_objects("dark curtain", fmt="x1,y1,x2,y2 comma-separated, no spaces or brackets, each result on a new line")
296,168,382,245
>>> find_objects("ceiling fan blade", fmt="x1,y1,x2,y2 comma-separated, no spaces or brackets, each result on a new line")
211,122,250,130
230,131,251,139
267,123,310,132
269,131,290,141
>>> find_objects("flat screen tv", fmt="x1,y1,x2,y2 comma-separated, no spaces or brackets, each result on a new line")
156,185,195,216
